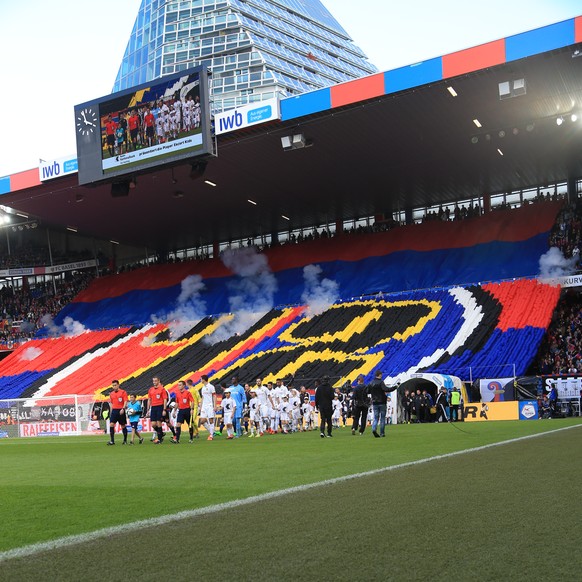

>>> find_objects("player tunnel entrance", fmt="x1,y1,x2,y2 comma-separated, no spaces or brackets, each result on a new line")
397,377,438,403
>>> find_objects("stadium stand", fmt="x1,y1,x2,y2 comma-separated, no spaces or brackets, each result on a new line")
549,201,582,260
0,271,94,348
0,199,571,402
56,201,562,329
0,328,131,400
0,280,560,401
533,288,582,375
528,199,582,375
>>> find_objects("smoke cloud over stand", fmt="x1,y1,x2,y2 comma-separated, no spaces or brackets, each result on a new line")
40,314,87,337
152,274,207,339
301,264,339,317
538,246,579,280
206,247,278,344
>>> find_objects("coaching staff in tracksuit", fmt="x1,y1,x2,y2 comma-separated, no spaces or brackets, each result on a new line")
351,374,369,435
315,375,335,438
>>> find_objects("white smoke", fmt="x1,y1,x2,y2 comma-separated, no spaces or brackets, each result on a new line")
205,247,278,344
20,346,43,361
63,316,86,336
538,246,579,281
301,264,339,317
40,314,60,335
177,274,205,304
40,314,87,337
140,333,157,347
152,275,207,339
18,321,36,334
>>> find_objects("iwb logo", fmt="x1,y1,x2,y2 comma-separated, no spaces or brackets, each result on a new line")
39,157,78,181
41,161,62,180
215,98,279,135
217,110,243,133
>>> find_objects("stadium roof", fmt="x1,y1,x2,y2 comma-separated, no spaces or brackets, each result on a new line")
2,16,582,251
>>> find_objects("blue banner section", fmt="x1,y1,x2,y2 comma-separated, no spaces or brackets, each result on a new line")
280,88,331,120
0,176,10,195
505,19,574,62
56,232,550,329
0,371,52,400
385,57,443,94
438,327,547,379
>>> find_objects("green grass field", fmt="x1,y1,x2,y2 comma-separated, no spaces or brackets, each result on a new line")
1,419,581,581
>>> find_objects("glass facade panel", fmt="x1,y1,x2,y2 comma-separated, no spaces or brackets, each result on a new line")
113,0,377,114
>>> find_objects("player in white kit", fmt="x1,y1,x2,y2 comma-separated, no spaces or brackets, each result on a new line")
289,388,301,432
267,381,280,434
386,396,394,425
199,374,216,441
221,388,236,439
247,389,261,437
270,379,287,433
332,394,342,428
173,99,182,132
192,95,201,128
301,397,313,431
254,378,273,436
156,115,164,143
279,395,291,433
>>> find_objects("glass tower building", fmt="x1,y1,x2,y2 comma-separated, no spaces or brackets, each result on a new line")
113,0,377,112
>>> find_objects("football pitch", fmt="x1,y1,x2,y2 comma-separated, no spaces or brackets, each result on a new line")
1,419,581,581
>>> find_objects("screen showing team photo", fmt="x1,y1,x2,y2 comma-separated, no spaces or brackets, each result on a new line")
98,69,207,174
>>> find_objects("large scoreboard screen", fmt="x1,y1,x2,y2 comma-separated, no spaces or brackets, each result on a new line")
74,66,212,185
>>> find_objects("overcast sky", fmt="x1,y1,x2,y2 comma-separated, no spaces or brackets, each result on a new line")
0,0,580,177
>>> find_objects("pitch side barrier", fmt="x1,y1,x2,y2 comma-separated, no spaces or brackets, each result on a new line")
0,395,95,438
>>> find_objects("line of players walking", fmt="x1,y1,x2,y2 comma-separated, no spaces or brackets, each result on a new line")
105,373,462,446
105,375,323,446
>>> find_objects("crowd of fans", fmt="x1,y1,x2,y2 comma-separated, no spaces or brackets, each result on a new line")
531,198,582,375
0,245,93,270
422,202,483,222
548,200,582,260
532,289,582,375
0,271,94,348
174,194,560,262
0,246,50,270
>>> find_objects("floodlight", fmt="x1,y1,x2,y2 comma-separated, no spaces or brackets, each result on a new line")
292,133,306,148
281,133,311,151
281,136,292,150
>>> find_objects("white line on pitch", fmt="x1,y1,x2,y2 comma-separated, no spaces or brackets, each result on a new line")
0,423,580,563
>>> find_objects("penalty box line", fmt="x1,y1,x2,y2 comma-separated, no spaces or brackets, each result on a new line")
1,423,580,563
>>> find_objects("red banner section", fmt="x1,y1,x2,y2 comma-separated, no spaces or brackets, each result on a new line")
75,202,563,303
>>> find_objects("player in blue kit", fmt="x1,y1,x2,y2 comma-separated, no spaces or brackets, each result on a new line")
228,375,247,438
